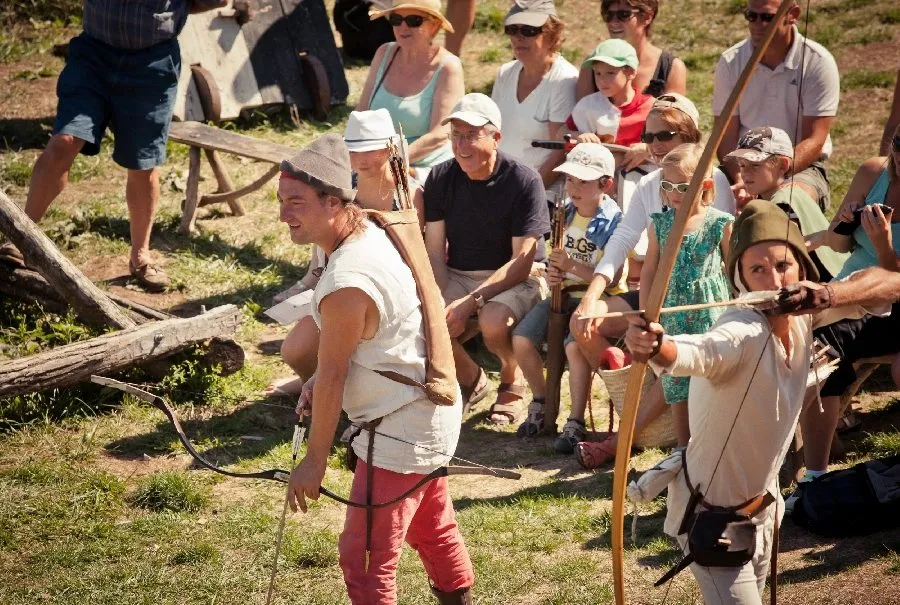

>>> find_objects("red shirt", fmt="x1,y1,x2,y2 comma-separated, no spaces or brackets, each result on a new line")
614,91,654,146
565,90,654,147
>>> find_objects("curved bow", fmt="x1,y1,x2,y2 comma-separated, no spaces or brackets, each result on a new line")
608,2,798,603
91,375,520,509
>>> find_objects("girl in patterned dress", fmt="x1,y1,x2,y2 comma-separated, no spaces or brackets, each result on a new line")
641,143,733,446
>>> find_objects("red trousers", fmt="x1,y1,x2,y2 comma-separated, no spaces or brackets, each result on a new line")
338,461,475,604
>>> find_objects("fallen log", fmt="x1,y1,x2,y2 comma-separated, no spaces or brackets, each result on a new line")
0,189,135,329
0,261,168,324
0,305,242,398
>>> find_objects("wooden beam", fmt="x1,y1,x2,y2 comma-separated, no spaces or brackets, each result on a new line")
0,305,243,398
0,190,135,329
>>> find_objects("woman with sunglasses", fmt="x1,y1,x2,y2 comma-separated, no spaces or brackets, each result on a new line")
785,123,900,514
358,0,464,181
566,93,736,469
575,0,687,104
490,0,578,201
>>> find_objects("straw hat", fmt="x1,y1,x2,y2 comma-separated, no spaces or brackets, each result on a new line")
370,0,455,33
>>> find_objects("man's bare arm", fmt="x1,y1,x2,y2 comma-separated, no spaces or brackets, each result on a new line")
829,266,900,308
470,235,539,301
424,219,449,291
792,115,834,175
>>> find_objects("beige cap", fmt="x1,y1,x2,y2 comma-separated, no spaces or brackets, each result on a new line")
369,0,454,32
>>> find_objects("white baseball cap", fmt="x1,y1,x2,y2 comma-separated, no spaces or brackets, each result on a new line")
553,143,616,181
652,93,700,129
343,108,399,152
440,93,502,130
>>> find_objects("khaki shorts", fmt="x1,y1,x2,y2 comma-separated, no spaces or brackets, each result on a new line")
442,266,548,321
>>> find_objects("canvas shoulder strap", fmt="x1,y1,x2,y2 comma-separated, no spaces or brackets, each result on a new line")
365,208,458,406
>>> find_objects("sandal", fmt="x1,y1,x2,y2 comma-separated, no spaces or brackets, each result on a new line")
575,436,617,470
460,367,489,415
487,382,527,426
516,400,545,437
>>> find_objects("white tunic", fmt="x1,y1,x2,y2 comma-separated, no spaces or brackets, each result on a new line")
312,221,461,474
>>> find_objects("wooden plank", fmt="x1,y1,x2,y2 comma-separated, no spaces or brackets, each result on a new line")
173,2,265,121
180,146,203,235
241,0,348,109
168,121,295,165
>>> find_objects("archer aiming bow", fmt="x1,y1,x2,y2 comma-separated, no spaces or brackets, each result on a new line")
607,2,798,603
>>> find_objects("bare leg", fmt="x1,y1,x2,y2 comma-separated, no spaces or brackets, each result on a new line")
799,394,841,472
25,134,85,222
670,401,690,448
125,167,160,267
451,337,481,390
566,340,592,421
443,0,476,56
571,295,632,368
479,301,520,385
281,315,321,382
512,334,545,399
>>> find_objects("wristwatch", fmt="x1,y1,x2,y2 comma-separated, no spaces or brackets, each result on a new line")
472,291,485,310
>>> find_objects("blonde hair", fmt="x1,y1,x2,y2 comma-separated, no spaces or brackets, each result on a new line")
659,143,715,206
543,16,566,54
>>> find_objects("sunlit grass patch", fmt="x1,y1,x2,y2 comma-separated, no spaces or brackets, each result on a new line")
130,470,209,513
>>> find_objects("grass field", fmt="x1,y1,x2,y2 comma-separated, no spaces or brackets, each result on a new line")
1,1,899,603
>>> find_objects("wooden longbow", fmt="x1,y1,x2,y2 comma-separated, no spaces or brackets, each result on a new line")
609,2,799,602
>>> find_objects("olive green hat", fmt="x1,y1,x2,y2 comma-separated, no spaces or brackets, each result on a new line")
726,200,819,293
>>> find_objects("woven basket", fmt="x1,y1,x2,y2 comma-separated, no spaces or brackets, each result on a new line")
597,365,677,449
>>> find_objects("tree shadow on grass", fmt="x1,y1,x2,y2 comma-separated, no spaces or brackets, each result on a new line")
104,395,301,471
777,523,900,585
0,117,54,151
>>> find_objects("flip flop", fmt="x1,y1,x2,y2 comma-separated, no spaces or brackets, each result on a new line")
461,367,489,415
487,382,527,426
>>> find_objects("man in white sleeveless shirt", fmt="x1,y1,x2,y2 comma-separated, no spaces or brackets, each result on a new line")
281,134,474,605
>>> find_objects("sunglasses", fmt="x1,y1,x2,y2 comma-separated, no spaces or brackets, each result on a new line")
743,9,777,23
504,24,543,37
660,180,690,194
893,134,900,152
602,9,639,22
640,130,678,144
388,14,427,27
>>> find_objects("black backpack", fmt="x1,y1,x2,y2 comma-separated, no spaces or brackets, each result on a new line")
792,454,900,537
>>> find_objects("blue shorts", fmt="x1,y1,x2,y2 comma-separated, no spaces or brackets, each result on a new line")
512,296,580,348
54,33,180,170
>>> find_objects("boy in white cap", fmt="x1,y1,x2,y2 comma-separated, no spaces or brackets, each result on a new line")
563,38,654,159
727,126,848,281
421,92,551,426
512,143,627,452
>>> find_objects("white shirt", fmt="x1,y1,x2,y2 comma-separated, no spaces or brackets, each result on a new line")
312,221,461,474
569,92,620,138
713,27,839,160
491,56,578,174
593,168,737,282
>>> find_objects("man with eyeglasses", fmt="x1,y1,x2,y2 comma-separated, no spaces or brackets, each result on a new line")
419,93,551,426
714,0,839,213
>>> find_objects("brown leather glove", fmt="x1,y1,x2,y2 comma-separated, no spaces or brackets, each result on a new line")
233,0,254,25
770,281,835,315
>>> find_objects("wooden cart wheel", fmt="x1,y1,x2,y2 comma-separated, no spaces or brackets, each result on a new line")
298,52,331,121
190,64,222,124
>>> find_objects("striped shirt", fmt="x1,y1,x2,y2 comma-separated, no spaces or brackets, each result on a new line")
83,0,220,50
